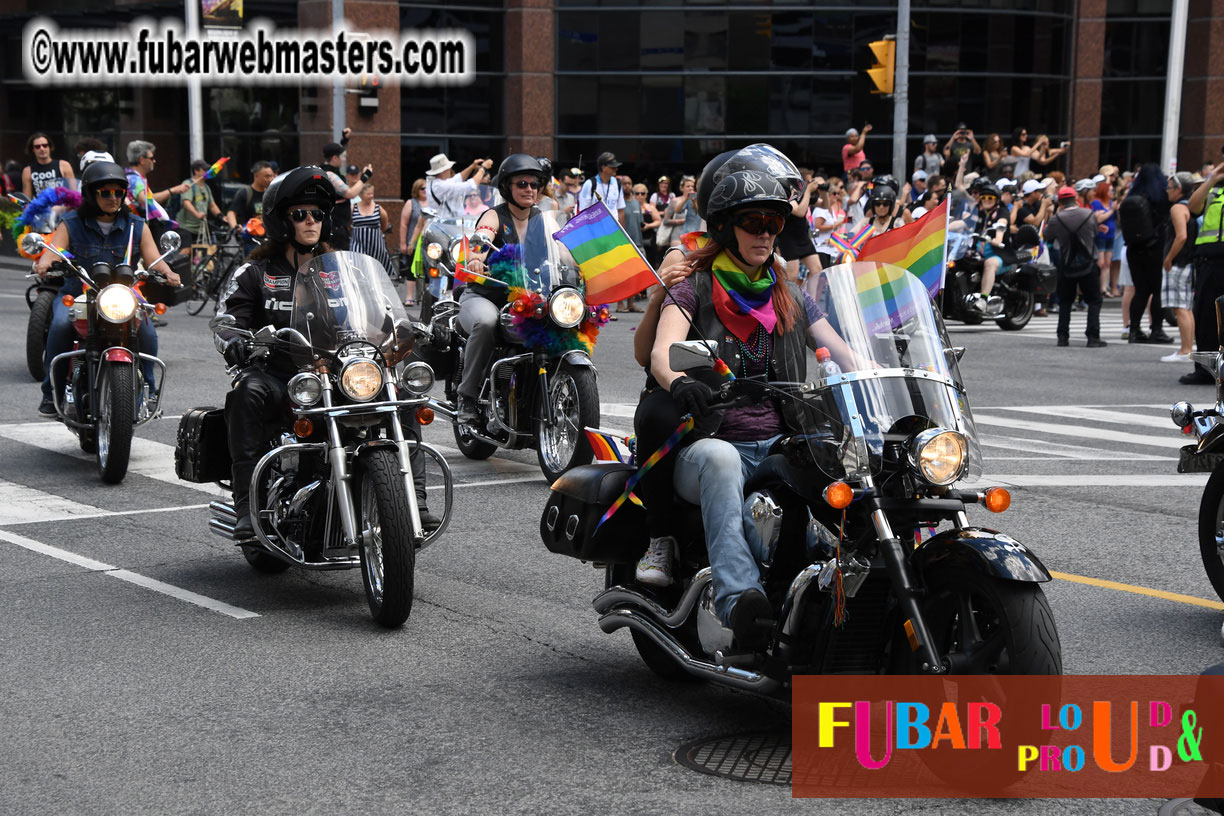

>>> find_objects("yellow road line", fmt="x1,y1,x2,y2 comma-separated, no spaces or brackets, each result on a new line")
1050,570,1224,611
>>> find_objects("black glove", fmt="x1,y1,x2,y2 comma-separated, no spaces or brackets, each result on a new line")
222,337,250,369
669,376,715,418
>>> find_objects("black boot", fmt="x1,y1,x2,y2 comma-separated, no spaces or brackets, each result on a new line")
1128,329,1149,344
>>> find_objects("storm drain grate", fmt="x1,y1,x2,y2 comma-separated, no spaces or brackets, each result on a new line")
675,732,791,785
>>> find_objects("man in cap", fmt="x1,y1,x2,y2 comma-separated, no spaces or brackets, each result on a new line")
424,153,493,221
1017,178,1056,230
914,134,943,177
909,169,928,203
1045,185,1108,348
577,152,625,225
321,132,371,250
943,123,981,173
842,124,872,177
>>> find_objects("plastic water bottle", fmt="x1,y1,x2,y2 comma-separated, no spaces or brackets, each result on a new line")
815,346,842,383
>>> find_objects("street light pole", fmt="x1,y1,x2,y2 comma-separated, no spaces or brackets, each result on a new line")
184,0,203,161
333,0,345,142
892,0,910,178
1161,0,1189,174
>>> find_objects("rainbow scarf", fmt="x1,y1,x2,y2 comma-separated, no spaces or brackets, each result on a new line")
710,250,776,342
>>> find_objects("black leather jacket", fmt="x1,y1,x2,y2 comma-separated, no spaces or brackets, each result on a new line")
214,253,300,377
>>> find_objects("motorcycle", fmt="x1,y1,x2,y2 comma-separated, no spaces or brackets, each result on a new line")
415,209,602,484
941,223,1045,331
175,251,453,628
414,185,497,321
1171,301,1224,600
9,191,62,381
540,260,1062,690
22,230,177,484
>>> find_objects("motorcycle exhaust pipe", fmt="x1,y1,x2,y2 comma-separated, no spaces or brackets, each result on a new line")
208,518,237,541
593,568,711,628
210,500,237,522
598,608,780,694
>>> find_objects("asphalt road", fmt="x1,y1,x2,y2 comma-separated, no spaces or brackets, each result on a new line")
0,257,1220,816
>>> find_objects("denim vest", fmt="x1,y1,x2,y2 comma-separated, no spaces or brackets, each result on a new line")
61,211,145,296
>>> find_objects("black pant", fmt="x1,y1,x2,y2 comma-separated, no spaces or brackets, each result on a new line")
1193,256,1224,374
633,385,686,541
1128,244,1164,333
1056,272,1102,340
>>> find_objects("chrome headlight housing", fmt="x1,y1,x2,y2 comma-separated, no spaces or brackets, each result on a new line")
287,373,323,407
425,242,443,261
1171,401,1194,429
400,361,435,394
96,284,138,324
908,429,968,486
548,288,586,329
339,358,384,402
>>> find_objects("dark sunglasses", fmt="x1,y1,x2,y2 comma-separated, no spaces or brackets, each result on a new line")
32,143,50,149
980,195,998,201
289,208,325,223
734,211,785,236
95,189,124,199
514,179,541,190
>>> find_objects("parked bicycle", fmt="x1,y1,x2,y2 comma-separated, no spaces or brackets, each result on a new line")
185,224,245,316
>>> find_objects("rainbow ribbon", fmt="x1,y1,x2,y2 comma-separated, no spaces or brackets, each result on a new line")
828,223,872,264
713,358,736,382
204,156,230,180
595,414,695,531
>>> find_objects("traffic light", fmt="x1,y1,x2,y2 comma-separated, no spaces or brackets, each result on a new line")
867,38,895,95
358,74,380,114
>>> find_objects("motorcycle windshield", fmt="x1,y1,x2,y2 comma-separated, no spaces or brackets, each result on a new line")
797,262,983,483
433,184,500,229
291,251,410,362
519,209,583,296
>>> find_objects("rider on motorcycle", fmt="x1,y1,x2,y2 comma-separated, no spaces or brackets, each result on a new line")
964,182,1013,313
453,153,549,425
32,160,179,417
648,169,856,649
214,165,439,538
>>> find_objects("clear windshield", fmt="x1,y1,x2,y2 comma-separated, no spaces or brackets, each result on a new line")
291,251,412,365
798,262,983,482
431,184,500,229
519,209,583,297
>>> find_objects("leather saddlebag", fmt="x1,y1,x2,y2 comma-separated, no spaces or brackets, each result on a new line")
175,407,232,483
540,462,646,563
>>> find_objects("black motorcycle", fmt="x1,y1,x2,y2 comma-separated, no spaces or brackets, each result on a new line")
23,230,177,483
10,191,61,381
541,261,1062,690
176,251,453,628
941,224,1047,331
415,209,602,484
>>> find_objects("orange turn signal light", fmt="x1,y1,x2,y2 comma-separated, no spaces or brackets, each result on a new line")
154,303,167,315
62,295,75,307
293,418,314,438
983,487,1011,513
823,481,853,509
429,268,439,278
416,407,434,425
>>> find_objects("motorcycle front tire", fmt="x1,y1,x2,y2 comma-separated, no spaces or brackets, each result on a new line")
357,447,416,628
96,362,135,484
536,360,599,484
26,289,55,382
1199,464,1224,601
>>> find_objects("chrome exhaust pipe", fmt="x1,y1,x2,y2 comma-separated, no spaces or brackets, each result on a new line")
208,518,236,541
598,608,780,694
593,568,711,628
210,500,237,521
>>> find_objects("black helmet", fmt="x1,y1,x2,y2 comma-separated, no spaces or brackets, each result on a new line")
871,174,900,195
968,176,994,194
79,161,128,202
495,154,546,202
867,185,898,209
534,156,554,182
711,143,803,204
261,165,335,246
696,149,740,217
705,170,791,248
976,183,1001,200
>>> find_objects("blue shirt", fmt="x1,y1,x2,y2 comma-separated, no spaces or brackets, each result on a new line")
61,210,146,296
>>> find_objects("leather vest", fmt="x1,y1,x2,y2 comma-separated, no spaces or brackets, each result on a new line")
466,203,540,303
62,211,145,297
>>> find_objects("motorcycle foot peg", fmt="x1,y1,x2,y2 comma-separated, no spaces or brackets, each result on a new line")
714,649,764,668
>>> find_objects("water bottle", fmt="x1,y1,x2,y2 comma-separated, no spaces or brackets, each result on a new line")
814,346,846,434
815,346,842,383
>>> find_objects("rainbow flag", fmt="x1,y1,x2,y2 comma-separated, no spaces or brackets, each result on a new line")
853,263,932,335
204,156,230,180
856,198,949,297
584,427,630,464
828,223,872,264
552,201,657,305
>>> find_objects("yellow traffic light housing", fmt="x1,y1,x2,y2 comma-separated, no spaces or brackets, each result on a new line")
867,38,895,95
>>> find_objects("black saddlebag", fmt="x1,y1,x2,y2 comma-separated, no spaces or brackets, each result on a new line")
175,407,232,483
541,463,646,563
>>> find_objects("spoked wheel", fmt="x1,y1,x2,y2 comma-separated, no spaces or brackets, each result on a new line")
997,288,1035,331
26,289,55,381
919,567,1062,675
96,363,135,484
357,448,416,628
536,361,599,484
186,265,215,316
1198,465,1224,601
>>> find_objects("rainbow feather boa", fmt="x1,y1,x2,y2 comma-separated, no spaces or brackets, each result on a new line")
11,187,81,240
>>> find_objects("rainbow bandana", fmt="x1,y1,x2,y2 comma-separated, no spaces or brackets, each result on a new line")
711,250,776,342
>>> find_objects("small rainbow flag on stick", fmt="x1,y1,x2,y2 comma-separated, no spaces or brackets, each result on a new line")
204,157,230,180
584,427,630,464
552,201,658,305
828,223,873,264
856,198,949,297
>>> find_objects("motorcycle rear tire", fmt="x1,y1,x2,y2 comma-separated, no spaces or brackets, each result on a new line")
997,289,1035,331
242,545,291,574
357,447,416,628
96,363,135,484
536,361,599,484
26,289,55,382
1198,465,1224,601
452,422,497,461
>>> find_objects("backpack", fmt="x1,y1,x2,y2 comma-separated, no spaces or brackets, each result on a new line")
1052,210,1096,279
1118,195,1158,250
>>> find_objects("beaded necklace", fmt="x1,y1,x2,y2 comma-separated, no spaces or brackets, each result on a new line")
734,323,772,376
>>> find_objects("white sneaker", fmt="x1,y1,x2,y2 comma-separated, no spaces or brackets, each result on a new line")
635,536,675,587
1161,351,1192,363
964,293,987,314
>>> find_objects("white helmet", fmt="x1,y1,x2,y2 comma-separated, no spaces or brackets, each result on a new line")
80,150,114,171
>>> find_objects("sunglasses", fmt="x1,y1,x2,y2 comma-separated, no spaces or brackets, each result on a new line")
289,208,326,223
633,191,646,196
514,179,541,190
32,143,49,149
95,189,124,199
980,195,998,202
734,211,785,236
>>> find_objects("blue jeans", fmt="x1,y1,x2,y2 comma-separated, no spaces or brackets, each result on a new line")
42,298,158,400
673,434,782,625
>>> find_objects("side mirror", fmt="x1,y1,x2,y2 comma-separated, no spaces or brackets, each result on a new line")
209,313,237,331
21,232,46,256
421,207,439,219
159,231,182,253
669,340,718,372
946,346,966,363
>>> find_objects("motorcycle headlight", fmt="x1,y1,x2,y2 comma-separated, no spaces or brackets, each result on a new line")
288,372,323,407
548,288,586,329
339,358,384,402
908,429,968,486
400,361,434,394
425,242,443,261
96,284,138,324
1171,401,1194,429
